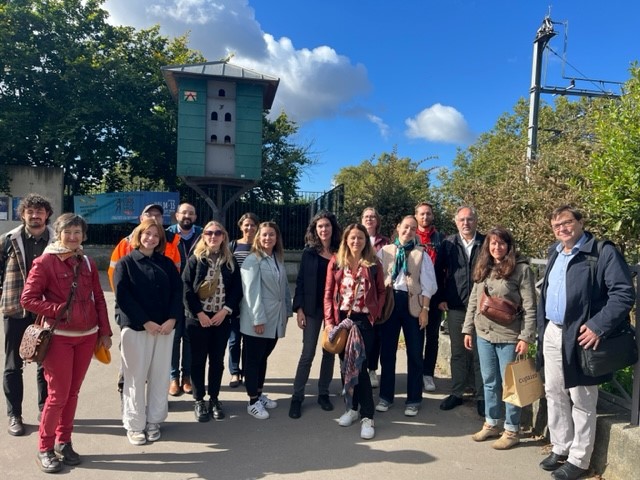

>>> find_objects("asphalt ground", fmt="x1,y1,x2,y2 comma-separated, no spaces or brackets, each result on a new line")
0,272,561,480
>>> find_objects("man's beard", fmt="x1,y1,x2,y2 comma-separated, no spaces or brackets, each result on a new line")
178,219,193,230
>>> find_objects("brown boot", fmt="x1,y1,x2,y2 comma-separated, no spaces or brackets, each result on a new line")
492,430,519,450
182,376,192,395
169,378,181,396
471,423,501,442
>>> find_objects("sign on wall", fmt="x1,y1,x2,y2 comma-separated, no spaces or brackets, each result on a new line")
74,192,180,224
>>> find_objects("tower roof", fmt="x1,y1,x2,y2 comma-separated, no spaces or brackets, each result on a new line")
161,61,280,109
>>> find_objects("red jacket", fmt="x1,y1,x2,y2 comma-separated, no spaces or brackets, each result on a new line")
323,256,386,327
21,253,112,337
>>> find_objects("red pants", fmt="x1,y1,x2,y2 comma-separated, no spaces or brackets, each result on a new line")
39,332,97,452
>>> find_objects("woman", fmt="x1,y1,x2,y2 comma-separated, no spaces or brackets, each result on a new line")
227,212,259,388
324,223,385,440
376,215,436,417
183,221,242,422
361,207,390,388
289,211,342,419
239,221,291,419
114,219,183,446
21,213,112,473
462,227,536,450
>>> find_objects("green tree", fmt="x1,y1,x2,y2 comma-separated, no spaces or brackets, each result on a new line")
587,65,640,258
334,148,435,237
0,0,203,195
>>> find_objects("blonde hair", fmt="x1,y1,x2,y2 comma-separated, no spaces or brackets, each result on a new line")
130,219,166,253
193,221,235,272
252,222,284,262
335,223,376,269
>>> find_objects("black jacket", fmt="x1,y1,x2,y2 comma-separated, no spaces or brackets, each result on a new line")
114,250,184,331
182,254,242,327
434,232,485,309
292,247,330,319
536,232,634,388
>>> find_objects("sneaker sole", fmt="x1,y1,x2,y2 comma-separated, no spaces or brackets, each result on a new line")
375,405,391,412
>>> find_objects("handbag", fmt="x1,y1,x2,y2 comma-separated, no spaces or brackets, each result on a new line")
377,285,395,325
322,276,362,355
197,261,221,300
480,284,522,326
502,355,545,407
19,256,81,364
579,322,638,377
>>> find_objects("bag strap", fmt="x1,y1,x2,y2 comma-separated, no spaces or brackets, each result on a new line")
48,256,82,333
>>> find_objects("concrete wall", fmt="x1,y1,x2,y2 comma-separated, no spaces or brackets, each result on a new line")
0,166,64,236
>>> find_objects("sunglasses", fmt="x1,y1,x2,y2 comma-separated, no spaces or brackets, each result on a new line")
203,230,224,237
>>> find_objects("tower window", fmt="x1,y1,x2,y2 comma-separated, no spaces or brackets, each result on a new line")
210,112,218,121
224,112,232,122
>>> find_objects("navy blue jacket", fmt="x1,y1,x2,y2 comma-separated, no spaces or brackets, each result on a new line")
536,232,634,388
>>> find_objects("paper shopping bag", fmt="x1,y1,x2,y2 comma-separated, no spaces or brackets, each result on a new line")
502,356,544,407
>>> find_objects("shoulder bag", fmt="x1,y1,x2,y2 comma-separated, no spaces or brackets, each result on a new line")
479,283,522,326
322,276,362,355
19,256,81,364
579,321,638,377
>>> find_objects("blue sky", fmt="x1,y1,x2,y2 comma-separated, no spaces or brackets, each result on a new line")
104,0,638,192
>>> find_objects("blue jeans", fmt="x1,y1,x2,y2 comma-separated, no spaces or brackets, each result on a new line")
379,290,424,406
227,318,242,376
170,318,191,380
476,336,521,432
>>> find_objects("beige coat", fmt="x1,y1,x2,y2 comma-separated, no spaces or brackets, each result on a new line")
462,259,537,344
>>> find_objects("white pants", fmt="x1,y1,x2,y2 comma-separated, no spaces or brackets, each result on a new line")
543,322,598,469
121,327,175,432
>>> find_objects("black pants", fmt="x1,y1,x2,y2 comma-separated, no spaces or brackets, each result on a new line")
423,298,443,376
187,315,231,402
242,335,278,399
339,312,375,419
3,315,48,417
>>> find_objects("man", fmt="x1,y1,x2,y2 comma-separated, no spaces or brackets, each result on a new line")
434,206,485,414
414,202,446,392
1,194,54,436
166,203,202,396
108,204,180,393
537,205,633,480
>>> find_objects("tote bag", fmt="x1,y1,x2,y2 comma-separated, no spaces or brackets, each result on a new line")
502,356,544,407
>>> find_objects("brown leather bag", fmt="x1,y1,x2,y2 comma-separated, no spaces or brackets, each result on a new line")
479,284,522,326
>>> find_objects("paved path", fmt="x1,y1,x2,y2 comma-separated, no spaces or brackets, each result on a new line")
1,272,557,479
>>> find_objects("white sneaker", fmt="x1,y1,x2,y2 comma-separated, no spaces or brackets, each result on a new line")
404,405,419,417
369,370,379,388
146,423,161,442
376,399,392,412
360,418,375,439
259,393,278,409
127,430,146,446
338,409,359,427
423,375,436,392
247,401,270,419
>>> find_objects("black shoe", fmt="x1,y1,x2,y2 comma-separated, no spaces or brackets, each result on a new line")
317,395,334,412
36,450,62,473
476,400,485,417
8,416,25,436
54,442,81,466
194,400,210,422
540,452,569,471
439,395,463,411
209,399,225,420
551,462,589,480
289,399,302,419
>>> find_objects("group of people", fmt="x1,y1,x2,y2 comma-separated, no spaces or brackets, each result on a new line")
1,195,634,480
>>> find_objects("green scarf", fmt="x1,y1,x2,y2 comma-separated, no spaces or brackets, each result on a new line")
392,238,416,281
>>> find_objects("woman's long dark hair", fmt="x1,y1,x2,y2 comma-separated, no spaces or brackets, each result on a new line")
472,227,518,282
304,210,342,253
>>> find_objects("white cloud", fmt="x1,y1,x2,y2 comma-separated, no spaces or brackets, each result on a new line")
405,104,474,144
104,0,371,123
367,114,390,139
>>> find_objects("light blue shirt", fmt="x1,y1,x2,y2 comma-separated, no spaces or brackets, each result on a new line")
545,233,587,325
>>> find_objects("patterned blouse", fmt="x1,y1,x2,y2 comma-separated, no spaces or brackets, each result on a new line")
338,265,369,314
201,256,226,313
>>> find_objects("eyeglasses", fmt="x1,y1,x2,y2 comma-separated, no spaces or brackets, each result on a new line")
551,219,575,231
456,217,476,223
203,230,224,237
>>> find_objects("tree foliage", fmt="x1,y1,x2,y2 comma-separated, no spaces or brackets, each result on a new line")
587,65,640,255
0,0,203,195
334,148,435,237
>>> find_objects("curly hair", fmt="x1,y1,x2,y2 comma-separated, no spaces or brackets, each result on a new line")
472,226,518,282
304,210,341,253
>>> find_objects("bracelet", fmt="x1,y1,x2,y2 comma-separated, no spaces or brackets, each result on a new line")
422,306,429,311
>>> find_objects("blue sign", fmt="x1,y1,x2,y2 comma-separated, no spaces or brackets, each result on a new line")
74,192,180,224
